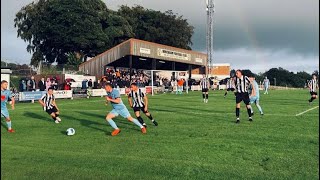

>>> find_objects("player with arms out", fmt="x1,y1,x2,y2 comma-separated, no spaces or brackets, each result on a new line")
39,87,62,123
105,83,146,136
128,83,158,127
1,80,15,133
308,74,318,105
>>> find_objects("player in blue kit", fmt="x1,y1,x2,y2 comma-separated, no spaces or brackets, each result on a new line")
1,80,15,133
248,76,264,115
104,83,147,136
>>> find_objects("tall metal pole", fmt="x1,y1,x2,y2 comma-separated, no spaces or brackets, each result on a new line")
206,0,214,77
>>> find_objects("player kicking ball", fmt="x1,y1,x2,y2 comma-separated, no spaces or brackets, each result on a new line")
1,80,15,133
104,83,146,136
128,83,158,128
39,87,62,123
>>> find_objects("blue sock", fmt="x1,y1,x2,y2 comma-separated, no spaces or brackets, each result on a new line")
7,121,12,129
257,104,263,114
132,118,143,128
107,119,118,129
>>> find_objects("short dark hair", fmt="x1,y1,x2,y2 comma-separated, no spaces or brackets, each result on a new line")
236,69,242,73
48,87,54,91
130,83,137,87
1,80,8,84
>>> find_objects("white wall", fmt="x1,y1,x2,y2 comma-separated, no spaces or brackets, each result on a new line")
1,74,10,88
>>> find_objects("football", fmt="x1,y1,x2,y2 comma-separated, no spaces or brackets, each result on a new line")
66,128,75,136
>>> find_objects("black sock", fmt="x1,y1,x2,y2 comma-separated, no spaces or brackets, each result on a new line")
310,97,316,102
206,94,208,99
52,116,57,120
147,114,153,120
203,94,205,99
55,114,59,117
137,116,145,124
224,92,227,96
247,107,252,117
236,108,240,117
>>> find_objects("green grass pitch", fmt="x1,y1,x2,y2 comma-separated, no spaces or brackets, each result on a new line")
1,90,319,179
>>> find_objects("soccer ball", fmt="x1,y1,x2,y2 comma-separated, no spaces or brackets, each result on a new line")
66,128,75,136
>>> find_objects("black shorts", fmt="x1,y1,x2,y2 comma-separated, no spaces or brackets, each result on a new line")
133,106,148,113
310,92,318,96
46,106,58,115
202,88,209,92
227,88,235,91
236,93,250,105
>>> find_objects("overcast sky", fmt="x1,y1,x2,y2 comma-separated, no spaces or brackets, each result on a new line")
1,0,319,73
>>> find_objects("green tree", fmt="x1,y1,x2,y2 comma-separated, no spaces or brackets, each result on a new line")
14,0,133,65
117,5,194,50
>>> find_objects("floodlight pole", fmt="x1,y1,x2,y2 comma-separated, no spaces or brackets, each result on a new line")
206,0,214,78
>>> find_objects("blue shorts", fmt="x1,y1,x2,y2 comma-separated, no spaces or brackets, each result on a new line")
109,108,131,118
250,96,259,104
1,108,9,118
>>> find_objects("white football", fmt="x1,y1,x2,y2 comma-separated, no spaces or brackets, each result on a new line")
66,128,75,136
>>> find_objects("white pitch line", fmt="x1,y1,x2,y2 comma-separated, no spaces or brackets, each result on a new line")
295,106,319,116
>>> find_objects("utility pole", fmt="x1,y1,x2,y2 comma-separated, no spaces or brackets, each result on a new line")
206,0,214,77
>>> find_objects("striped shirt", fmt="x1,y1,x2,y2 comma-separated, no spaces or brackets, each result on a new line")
201,78,209,89
309,79,318,92
227,78,235,89
129,89,145,108
235,76,251,93
40,93,55,111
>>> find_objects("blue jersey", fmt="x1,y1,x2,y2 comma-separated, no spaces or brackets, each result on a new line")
1,89,11,110
248,81,260,98
106,89,126,110
263,79,269,87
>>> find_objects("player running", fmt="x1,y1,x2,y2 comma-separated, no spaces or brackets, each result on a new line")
1,80,15,133
104,83,146,136
200,75,210,103
248,75,264,115
39,87,62,123
128,83,158,127
308,74,318,105
224,77,236,98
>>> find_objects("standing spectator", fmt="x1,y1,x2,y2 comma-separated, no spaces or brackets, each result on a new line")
27,76,36,91
100,77,107,89
81,79,88,89
88,79,93,89
19,80,27,92
51,79,58,90
46,78,51,91
38,77,46,91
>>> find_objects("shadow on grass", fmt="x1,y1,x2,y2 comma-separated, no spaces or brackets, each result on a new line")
62,114,106,133
75,111,141,132
23,112,52,122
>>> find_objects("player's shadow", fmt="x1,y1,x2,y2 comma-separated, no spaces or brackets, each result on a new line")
62,114,106,132
76,111,140,132
23,112,52,122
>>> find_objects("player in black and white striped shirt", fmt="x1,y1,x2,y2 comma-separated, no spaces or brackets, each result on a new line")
39,87,61,123
224,77,236,98
308,74,318,105
128,83,158,127
201,75,210,103
234,70,253,123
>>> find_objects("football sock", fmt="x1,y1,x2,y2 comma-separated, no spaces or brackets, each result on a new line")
147,114,153,120
137,116,145,124
52,116,57,120
107,119,118,129
247,107,252,117
6,121,12,129
203,94,205,99
224,92,227,96
132,118,144,128
206,94,208,99
55,114,59,117
309,97,316,102
256,104,263,114
250,107,254,114
236,108,240,117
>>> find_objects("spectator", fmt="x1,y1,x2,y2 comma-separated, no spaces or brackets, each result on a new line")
27,76,36,91
51,79,58,90
46,78,51,91
64,80,71,90
81,79,88,89
38,77,46,91
88,79,93,89
19,80,27,92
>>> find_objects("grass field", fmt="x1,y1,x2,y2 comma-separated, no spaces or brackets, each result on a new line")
1,90,319,180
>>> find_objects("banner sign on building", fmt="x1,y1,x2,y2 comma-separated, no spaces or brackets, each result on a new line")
157,48,191,61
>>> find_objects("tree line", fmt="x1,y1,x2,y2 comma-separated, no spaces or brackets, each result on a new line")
14,0,194,66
